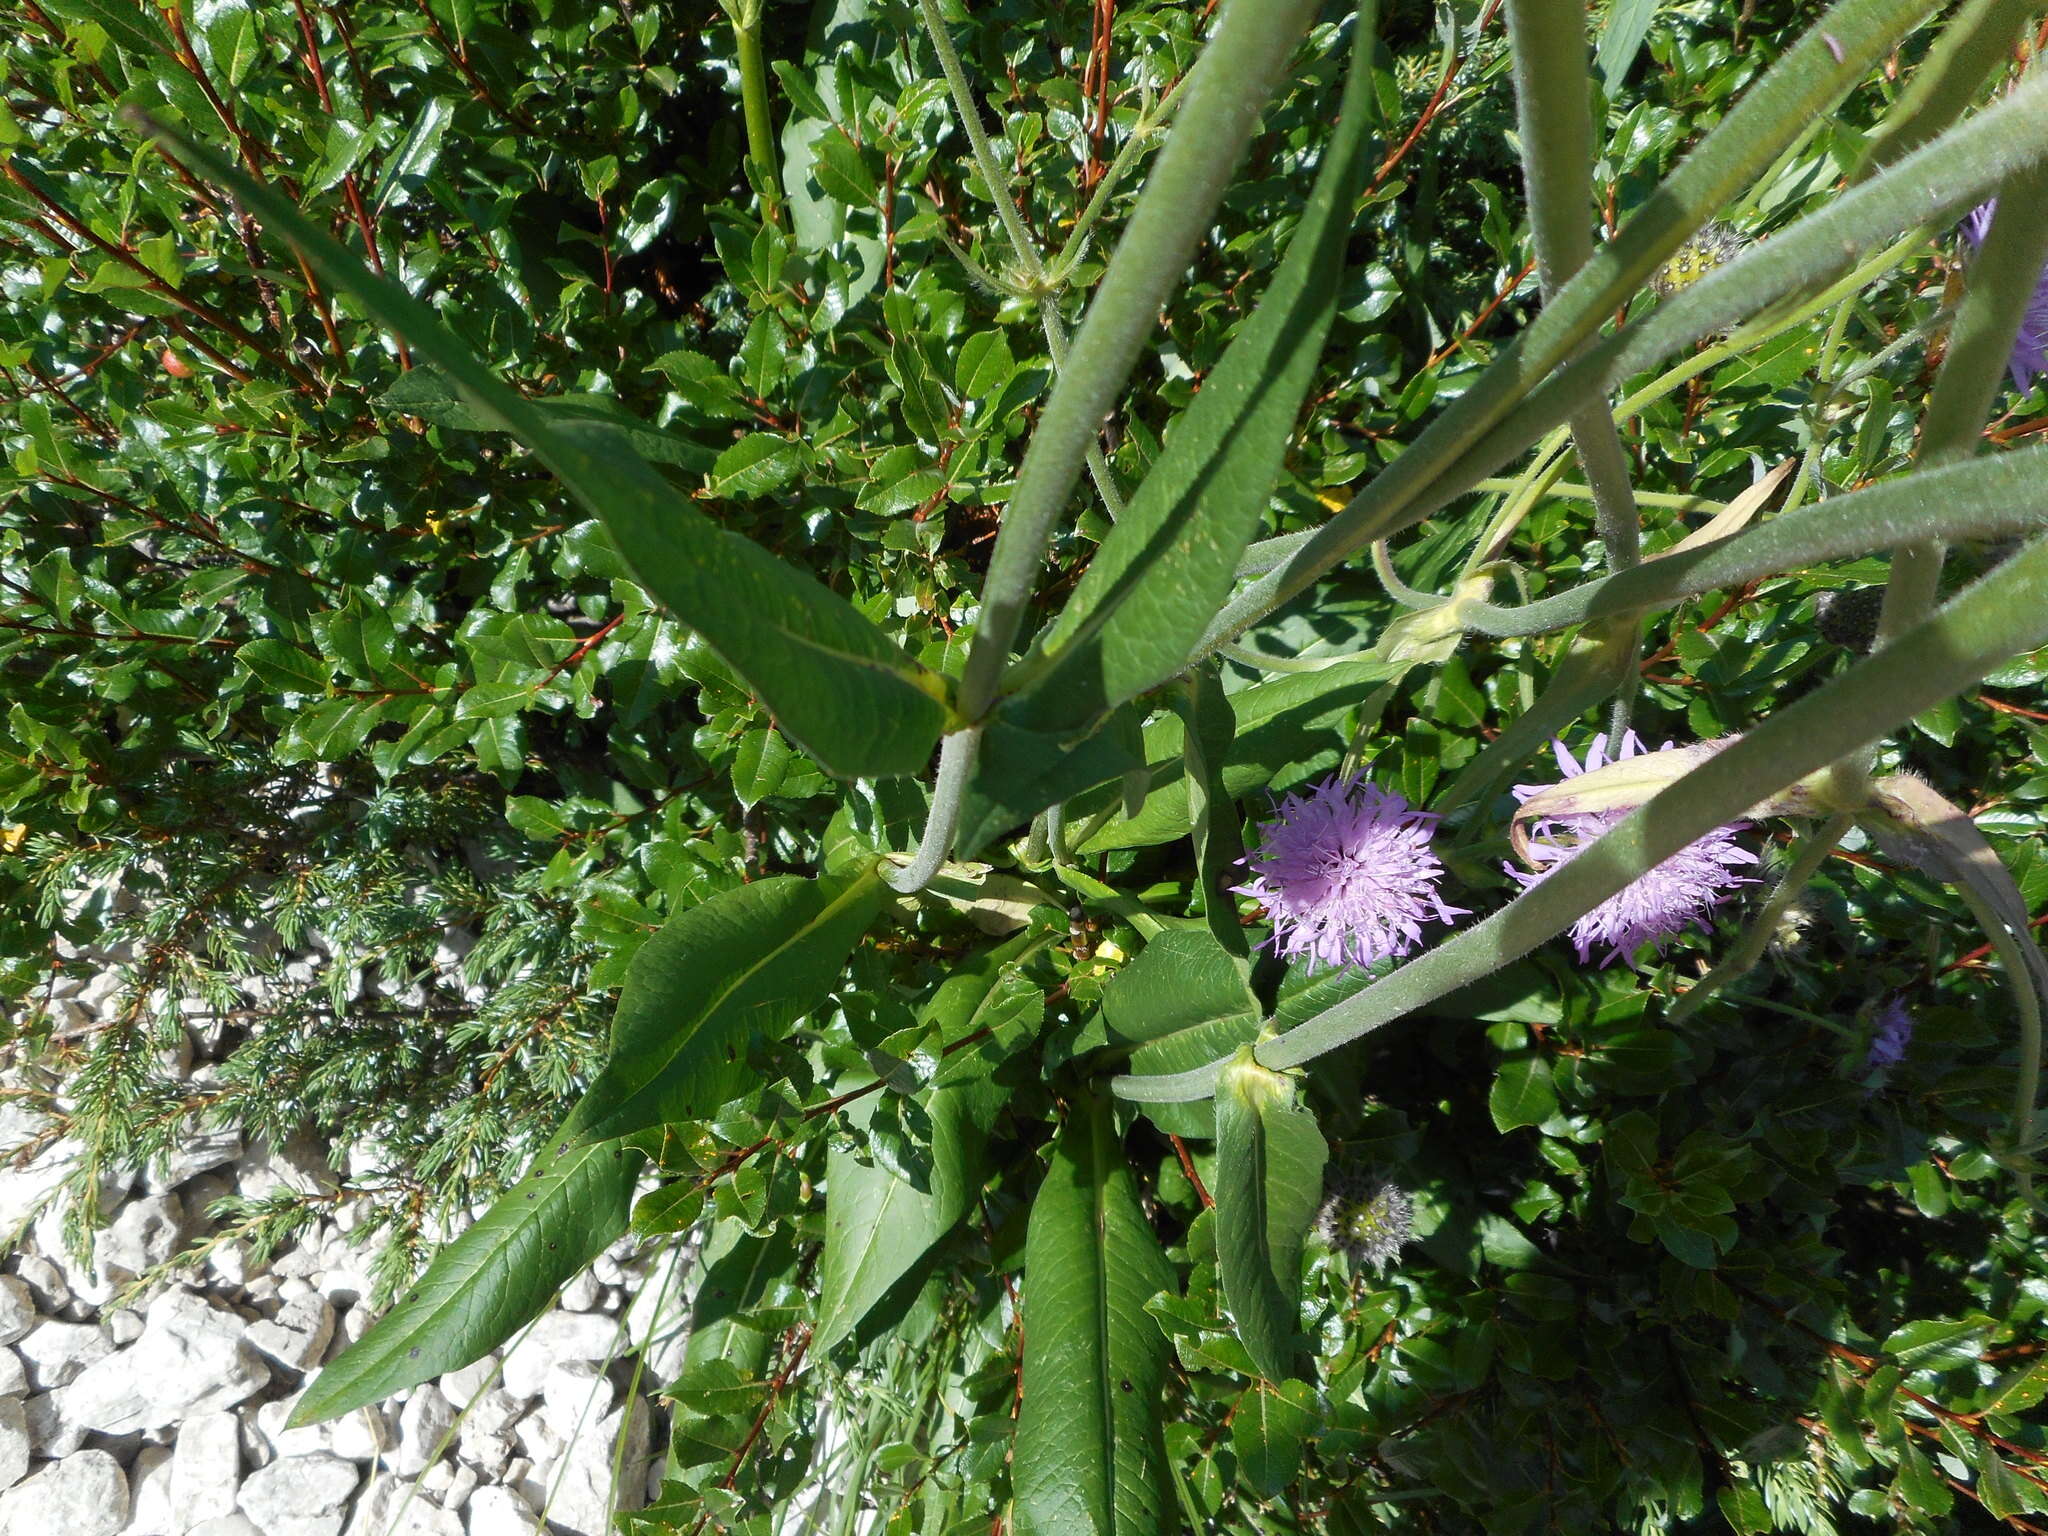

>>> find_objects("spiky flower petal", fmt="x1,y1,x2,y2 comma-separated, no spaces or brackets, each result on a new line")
1317,1166,1414,1275
1865,997,1913,1072
1236,773,1465,972
1961,200,2048,395
1508,731,1756,968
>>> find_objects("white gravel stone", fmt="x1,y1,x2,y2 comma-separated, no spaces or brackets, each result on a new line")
436,1358,497,1411
23,1390,85,1457
463,1486,538,1536
441,1465,477,1513
395,1384,456,1477
246,1294,334,1373
173,1411,243,1530
61,1289,269,1433
252,1395,390,1466
498,1313,619,1401
343,1476,461,1536
510,1413,561,1468
0,1279,34,1347
101,1193,183,1277
144,1127,242,1196
12,1256,68,1314
0,1449,129,1536
190,1517,263,1536
237,1452,359,1536
544,1399,650,1536
238,1134,338,1202
538,1361,614,1443
19,1320,111,1388
556,1271,601,1313
0,1399,26,1492
0,1351,24,1398
106,1308,144,1347
123,1444,174,1536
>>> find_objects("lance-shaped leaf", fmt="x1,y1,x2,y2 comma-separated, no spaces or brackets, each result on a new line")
1213,1049,1327,1383
1172,669,1248,959
1003,12,1379,737
560,871,883,1146
1015,1092,1176,1536
290,1135,640,1424
139,121,948,778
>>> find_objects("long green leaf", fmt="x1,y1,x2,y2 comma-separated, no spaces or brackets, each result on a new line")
1015,1092,1176,1536
1213,1051,1327,1382
139,120,949,778
290,1135,640,1424
1116,529,2048,1103
560,871,883,1146
1100,928,1261,1138
1208,0,1937,642
1004,7,1378,732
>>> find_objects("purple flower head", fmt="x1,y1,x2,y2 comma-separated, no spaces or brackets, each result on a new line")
1865,997,1913,1072
1507,731,1757,968
1961,200,2048,395
1235,773,1465,972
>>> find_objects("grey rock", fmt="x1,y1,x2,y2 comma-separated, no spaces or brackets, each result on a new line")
538,1361,614,1442
236,1453,359,1536
0,1449,129,1536
173,1411,242,1531
100,1193,183,1278
498,1313,620,1401
143,1127,243,1196
19,1320,111,1389
545,1398,651,1536
237,1134,338,1203
394,1384,456,1478
435,1359,497,1411
122,1444,174,1536
0,1279,34,1347
556,1271,601,1313
246,1295,334,1374
440,1466,477,1513
0,1399,26,1492
22,1390,85,1458
462,1487,538,1536
106,1308,143,1347
253,1394,388,1467
189,1519,263,1536
342,1477,460,1536
61,1289,268,1434
12,1256,67,1314
0,1351,24,1399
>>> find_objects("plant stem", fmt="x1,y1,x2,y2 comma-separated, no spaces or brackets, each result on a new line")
883,728,981,894
730,11,780,223
1880,163,2048,646
1668,813,1852,1020
951,0,1321,721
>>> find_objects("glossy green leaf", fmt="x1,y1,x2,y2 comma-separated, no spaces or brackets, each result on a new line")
815,1079,993,1351
289,1135,640,1424
1014,1093,1176,1536
1101,928,1260,1137
380,370,718,471
1010,15,1377,734
145,124,949,778
560,870,884,1145
1213,1050,1327,1383
1231,1378,1318,1499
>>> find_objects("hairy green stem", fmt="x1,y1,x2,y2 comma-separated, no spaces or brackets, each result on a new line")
953,0,1321,720
883,727,981,894
1880,162,2048,645
1855,0,2032,179
918,0,1132,520
1668,813,1853,1020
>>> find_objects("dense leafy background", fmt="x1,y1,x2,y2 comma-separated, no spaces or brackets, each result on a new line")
3,0,2047,1530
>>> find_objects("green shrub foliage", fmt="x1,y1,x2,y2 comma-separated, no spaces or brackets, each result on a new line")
5,0,2048,1529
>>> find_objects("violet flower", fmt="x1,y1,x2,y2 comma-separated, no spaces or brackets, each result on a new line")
1961,200,2048,395
1235,773,1465,972
1507,731,1757,968
1865,997,1913,1072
